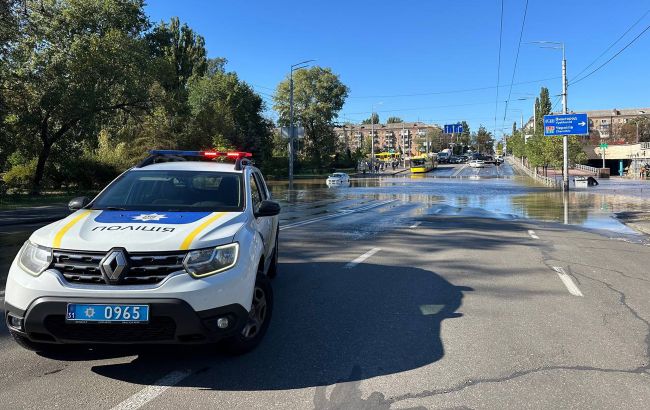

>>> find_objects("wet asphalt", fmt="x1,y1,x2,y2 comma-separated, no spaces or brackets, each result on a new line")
1,162,650,409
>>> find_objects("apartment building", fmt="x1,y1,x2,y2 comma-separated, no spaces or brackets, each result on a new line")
334,122,442,156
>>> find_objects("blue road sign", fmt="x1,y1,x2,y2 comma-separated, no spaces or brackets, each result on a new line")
543,113,589,136
444,124,463,134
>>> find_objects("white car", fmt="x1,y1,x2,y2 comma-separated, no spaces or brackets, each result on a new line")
4,150,280,354
326,172,350,186
469,160,485,168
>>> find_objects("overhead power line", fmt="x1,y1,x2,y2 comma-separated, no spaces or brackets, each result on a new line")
570,23,650,86
494,0,505,137
571,9,650,82
503,0,529,123
347,76,560,99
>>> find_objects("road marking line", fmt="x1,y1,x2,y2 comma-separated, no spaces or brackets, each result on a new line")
111,370,192,410
451,164,468,177
280,200,395,231
345,248,381,269
409,221,421,228
528,230,540,239
552,267,584,297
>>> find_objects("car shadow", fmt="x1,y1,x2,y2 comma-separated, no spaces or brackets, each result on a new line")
86,262,470,391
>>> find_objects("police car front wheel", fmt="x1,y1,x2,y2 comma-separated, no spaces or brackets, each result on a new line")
222,273,273,355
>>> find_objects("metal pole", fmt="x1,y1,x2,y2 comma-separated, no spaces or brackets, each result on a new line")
562,44,569,191
371,107,374,173
289,69,294,187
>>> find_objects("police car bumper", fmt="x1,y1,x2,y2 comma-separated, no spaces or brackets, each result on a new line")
4,260,254,344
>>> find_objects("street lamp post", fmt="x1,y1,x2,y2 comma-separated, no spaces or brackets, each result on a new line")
531,41,569,191
289,60,315,187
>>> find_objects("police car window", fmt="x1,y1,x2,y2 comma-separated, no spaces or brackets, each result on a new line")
90,170,243,212
250,174,262,209
253,172,269,200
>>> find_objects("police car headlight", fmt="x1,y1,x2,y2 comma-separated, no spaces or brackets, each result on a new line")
183,243,239,278
18,241,52,276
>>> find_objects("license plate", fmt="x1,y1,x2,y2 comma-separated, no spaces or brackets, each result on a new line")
66,304,149,323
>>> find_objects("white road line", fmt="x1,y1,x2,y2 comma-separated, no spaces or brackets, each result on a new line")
409,221,421,229
451,164,468,177
345,248,381,269
552,267,584,297
111,370,192,410
528,230,540,239
280,200,395,231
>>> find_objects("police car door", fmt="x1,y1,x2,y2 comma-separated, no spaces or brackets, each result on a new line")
249,172,273,258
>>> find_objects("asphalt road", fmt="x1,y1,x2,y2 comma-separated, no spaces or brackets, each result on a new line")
1,168,650,409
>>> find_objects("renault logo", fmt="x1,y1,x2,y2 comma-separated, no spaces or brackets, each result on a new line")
100,248,129,284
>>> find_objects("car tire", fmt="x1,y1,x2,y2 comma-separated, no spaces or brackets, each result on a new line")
267,230,279,279
222,273,273,355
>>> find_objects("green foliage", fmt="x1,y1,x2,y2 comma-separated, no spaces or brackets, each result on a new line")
2,161,37,190
1,3,274,192
387,116,403,124
362,113,380,125
273,66,349,170
473,125,493,154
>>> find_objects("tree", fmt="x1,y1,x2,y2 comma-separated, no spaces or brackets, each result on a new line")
273,67,349,169
186,71,272,159
534,87,552,137
458,120,471,149
362,113,380,125
387,116,403,124
3,0,154,192
473,125,493,154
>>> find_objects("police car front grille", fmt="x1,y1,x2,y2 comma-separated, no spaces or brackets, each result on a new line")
52,250,187,285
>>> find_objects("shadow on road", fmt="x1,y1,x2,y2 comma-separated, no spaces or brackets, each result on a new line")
75,262,470,390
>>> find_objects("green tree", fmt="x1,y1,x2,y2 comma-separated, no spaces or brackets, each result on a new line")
3,0,153,192
186,71,272,159
362,113,380,125
387,116,403,124
273,66,349,169
458,120,471,149
473,125,493,154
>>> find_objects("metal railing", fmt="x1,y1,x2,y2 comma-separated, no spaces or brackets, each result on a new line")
574,164,599,175
507,157,561,188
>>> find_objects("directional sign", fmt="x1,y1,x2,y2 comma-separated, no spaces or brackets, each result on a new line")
444,123,463,134
543,113,589,136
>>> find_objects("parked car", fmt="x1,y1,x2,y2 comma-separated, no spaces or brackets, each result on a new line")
469,159,485,168
5,150,280,355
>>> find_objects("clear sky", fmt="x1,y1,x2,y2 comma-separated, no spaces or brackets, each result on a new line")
145,0,650,139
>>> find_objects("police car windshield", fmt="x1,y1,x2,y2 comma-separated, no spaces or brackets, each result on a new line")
90,170,243,212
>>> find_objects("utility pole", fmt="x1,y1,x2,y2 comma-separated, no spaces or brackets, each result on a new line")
561,43,569,191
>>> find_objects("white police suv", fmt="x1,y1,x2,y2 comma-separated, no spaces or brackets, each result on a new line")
4,150,280,354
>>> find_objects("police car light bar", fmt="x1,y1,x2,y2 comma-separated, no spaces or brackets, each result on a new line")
148,150,252,159
139,150,253,170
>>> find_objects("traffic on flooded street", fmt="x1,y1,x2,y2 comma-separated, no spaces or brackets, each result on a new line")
3,1,650,409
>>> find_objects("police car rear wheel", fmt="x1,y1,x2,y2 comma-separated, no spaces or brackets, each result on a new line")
222,273,273,355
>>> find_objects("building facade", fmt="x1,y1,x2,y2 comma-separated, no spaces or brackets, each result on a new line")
334,122,443,156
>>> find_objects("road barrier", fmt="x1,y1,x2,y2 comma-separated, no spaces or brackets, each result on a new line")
507,157,561,188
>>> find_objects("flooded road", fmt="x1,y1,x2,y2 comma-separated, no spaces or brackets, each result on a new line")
268,162,650,237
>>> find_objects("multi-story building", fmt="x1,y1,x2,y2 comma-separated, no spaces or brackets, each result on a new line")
334,122,442,156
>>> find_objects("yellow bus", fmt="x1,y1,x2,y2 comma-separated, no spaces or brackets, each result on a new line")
410,155,437,173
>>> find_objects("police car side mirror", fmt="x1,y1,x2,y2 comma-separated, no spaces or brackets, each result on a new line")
255,200,281,217
68,196,90,211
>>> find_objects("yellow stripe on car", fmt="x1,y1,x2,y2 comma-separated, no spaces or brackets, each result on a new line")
180,212,227,250
53,210,92,248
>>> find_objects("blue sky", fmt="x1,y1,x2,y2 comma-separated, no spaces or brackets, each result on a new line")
145,0,650,139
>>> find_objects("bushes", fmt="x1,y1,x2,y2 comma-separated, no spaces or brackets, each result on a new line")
2,160,37,190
